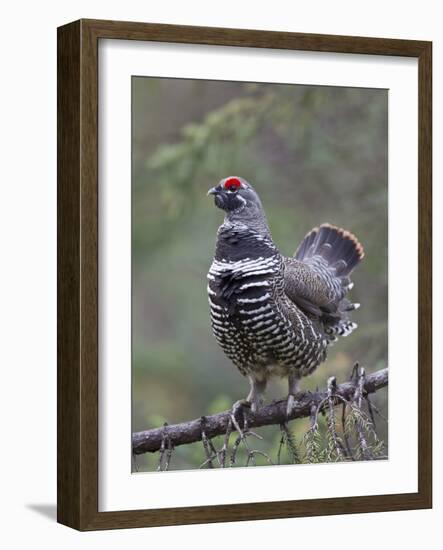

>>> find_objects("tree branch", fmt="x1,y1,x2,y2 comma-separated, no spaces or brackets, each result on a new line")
132,368,388,455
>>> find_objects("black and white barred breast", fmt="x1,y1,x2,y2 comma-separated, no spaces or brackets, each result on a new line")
207,222,330,378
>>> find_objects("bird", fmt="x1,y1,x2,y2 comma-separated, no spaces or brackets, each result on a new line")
207,176,364,417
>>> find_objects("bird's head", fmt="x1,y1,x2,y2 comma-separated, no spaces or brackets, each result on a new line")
208,176,271,244
207,176,271,236
208,176,264,215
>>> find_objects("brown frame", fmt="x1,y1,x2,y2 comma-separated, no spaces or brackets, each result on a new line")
57,18,432,530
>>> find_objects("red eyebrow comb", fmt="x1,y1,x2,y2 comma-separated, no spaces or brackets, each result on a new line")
224,177,241,189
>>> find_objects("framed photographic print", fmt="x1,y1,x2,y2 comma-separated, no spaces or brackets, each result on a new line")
57,19,432,530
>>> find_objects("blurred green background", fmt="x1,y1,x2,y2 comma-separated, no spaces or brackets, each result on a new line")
132,77,388,471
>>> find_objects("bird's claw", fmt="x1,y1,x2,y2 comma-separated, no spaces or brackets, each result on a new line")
286,391,307,418
231,398,251,419
230,399,252,438
286,394,296,418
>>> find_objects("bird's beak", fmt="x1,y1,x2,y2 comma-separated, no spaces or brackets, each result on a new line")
207,187,219,196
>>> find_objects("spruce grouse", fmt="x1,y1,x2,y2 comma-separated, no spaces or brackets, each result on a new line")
207,176,364,416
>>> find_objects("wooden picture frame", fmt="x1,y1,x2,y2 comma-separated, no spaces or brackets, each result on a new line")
57,19,432,530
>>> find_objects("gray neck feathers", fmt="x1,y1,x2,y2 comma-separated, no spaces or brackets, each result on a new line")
225,198,272,239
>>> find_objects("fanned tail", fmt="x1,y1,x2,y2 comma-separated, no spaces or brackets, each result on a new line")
295,223,365,277
295,223,364,340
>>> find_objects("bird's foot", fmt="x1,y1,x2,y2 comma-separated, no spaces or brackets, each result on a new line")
286,394,296,418
230,399,252,439
286,391,308,419
231,398,251,418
